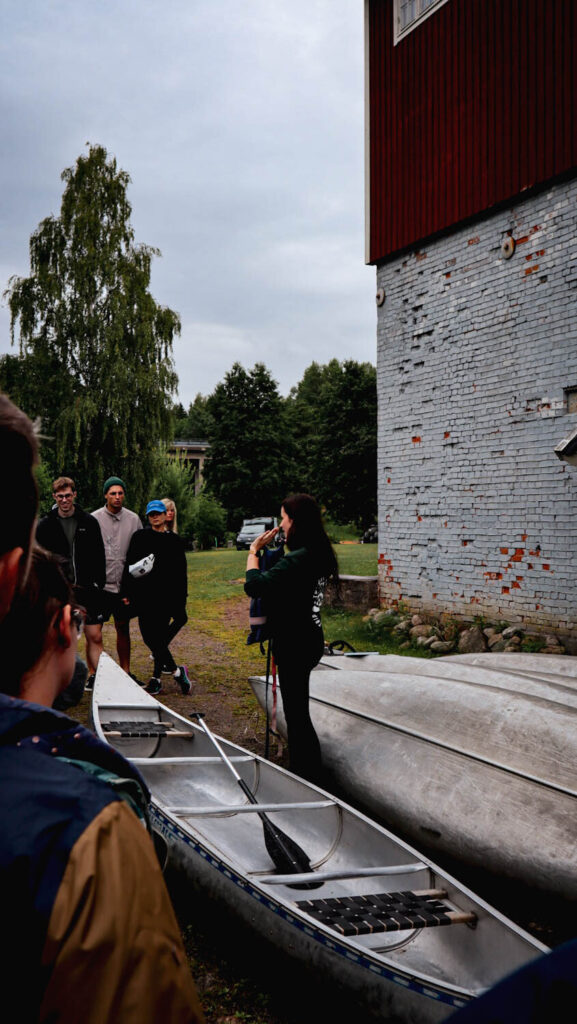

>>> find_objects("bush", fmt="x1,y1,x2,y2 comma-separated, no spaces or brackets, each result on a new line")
323,518,362,544
191,491,227,550
151,455,196,538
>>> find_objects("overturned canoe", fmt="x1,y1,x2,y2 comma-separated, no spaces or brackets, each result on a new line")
250,653,577,899
93,653,547,1023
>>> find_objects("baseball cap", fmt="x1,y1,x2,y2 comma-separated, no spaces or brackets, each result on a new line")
146,500,167,516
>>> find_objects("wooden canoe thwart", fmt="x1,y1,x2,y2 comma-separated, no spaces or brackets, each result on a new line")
250,652,577,900
92,653,547,1024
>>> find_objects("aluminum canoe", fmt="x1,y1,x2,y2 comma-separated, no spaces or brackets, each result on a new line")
92,653,547,1024
249,652,577,899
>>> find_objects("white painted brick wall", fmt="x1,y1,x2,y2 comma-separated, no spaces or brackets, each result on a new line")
375,176,577,632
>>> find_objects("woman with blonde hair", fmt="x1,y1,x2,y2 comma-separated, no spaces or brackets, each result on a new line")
162,498,178,533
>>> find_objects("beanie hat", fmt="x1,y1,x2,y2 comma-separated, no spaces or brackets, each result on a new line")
103,476,125,494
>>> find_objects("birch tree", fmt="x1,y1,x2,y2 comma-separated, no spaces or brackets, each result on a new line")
4,144,179,509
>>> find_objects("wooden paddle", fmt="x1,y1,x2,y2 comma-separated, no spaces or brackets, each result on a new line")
190,712,321,889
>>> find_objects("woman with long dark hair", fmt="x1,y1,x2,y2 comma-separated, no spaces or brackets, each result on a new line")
244,493,338,783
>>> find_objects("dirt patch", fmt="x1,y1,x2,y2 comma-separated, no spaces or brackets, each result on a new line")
77,593,287,765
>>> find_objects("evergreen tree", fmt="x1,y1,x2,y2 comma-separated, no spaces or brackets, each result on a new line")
287,359,377,529
4,144,179,510
203,362,290,528
172,393,214,440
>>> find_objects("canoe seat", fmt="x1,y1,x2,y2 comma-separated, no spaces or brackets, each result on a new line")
103,720,192,739
295,889,477,936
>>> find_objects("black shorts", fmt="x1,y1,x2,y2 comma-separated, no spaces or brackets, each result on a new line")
98,591,131,624
73,586,104,627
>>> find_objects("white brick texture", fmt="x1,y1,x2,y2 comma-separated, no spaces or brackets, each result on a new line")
376,177,577,632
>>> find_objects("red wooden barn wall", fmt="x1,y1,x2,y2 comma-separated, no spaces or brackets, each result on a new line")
367,0,577,264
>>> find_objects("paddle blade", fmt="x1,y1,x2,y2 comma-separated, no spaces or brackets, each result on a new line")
261,817,323,890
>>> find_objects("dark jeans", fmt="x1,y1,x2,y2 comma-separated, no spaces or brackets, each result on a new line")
138,610,178,677
275,628,324,785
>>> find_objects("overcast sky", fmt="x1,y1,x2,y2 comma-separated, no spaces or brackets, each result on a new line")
0,0,375,406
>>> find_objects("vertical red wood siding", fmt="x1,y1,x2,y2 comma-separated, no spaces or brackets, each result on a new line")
368,0,577,263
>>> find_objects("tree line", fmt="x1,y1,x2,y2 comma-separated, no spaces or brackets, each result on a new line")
0,144,376,540
173,358,377,531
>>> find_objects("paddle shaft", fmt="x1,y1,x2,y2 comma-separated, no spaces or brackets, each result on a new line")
191,712,282,819
190,712,319,884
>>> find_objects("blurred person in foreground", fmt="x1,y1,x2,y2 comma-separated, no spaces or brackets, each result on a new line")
0,393,203,1024
244,493,338,784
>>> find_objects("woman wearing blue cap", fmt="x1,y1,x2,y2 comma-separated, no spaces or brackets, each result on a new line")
123,500,191,695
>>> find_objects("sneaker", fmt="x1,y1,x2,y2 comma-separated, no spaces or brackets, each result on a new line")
174,665,191,695
146,677,162,695
129,672,146,687
85,674,96,691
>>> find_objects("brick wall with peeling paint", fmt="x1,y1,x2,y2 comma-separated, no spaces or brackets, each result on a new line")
375,176,577,633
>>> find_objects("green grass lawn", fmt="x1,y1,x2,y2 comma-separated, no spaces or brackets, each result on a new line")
184,545,429,659
192,540,378,585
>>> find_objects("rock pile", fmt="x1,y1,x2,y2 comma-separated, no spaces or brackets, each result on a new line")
365,609,569,656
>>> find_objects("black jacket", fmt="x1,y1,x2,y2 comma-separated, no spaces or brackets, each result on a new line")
123,528,187,614
36,505,106,591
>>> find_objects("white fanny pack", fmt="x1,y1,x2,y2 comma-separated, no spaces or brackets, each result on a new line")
129,553,155,578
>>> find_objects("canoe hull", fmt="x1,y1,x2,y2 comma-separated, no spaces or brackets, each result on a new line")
250,654,577,899
92,653,547,1023
153,804,454,1023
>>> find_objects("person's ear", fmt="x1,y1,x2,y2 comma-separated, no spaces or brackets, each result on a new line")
56,604,73,650
0,548,23,622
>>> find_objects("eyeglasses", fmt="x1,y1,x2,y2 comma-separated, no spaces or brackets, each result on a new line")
54,493,75,501
71,607,86,636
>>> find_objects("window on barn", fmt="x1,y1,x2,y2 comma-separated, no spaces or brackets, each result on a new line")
394,0,450,44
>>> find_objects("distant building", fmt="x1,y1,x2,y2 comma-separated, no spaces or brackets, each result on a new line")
167,440,210,495
366,0,577,633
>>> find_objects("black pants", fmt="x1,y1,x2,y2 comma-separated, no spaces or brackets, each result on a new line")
138,609,178,677
166,608,188,646
275,628,324,785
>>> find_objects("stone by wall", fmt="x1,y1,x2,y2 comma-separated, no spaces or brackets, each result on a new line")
375,175,577,634
325,574,379,610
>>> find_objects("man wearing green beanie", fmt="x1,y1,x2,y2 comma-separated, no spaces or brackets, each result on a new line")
91,477,141,685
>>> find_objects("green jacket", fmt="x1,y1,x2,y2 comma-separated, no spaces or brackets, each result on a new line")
245,546,324,655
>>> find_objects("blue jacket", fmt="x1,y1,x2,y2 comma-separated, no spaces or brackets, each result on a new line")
0,693,149,1019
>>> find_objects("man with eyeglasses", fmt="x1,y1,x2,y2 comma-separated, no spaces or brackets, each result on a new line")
0,394,203,1022
36,476,106,683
